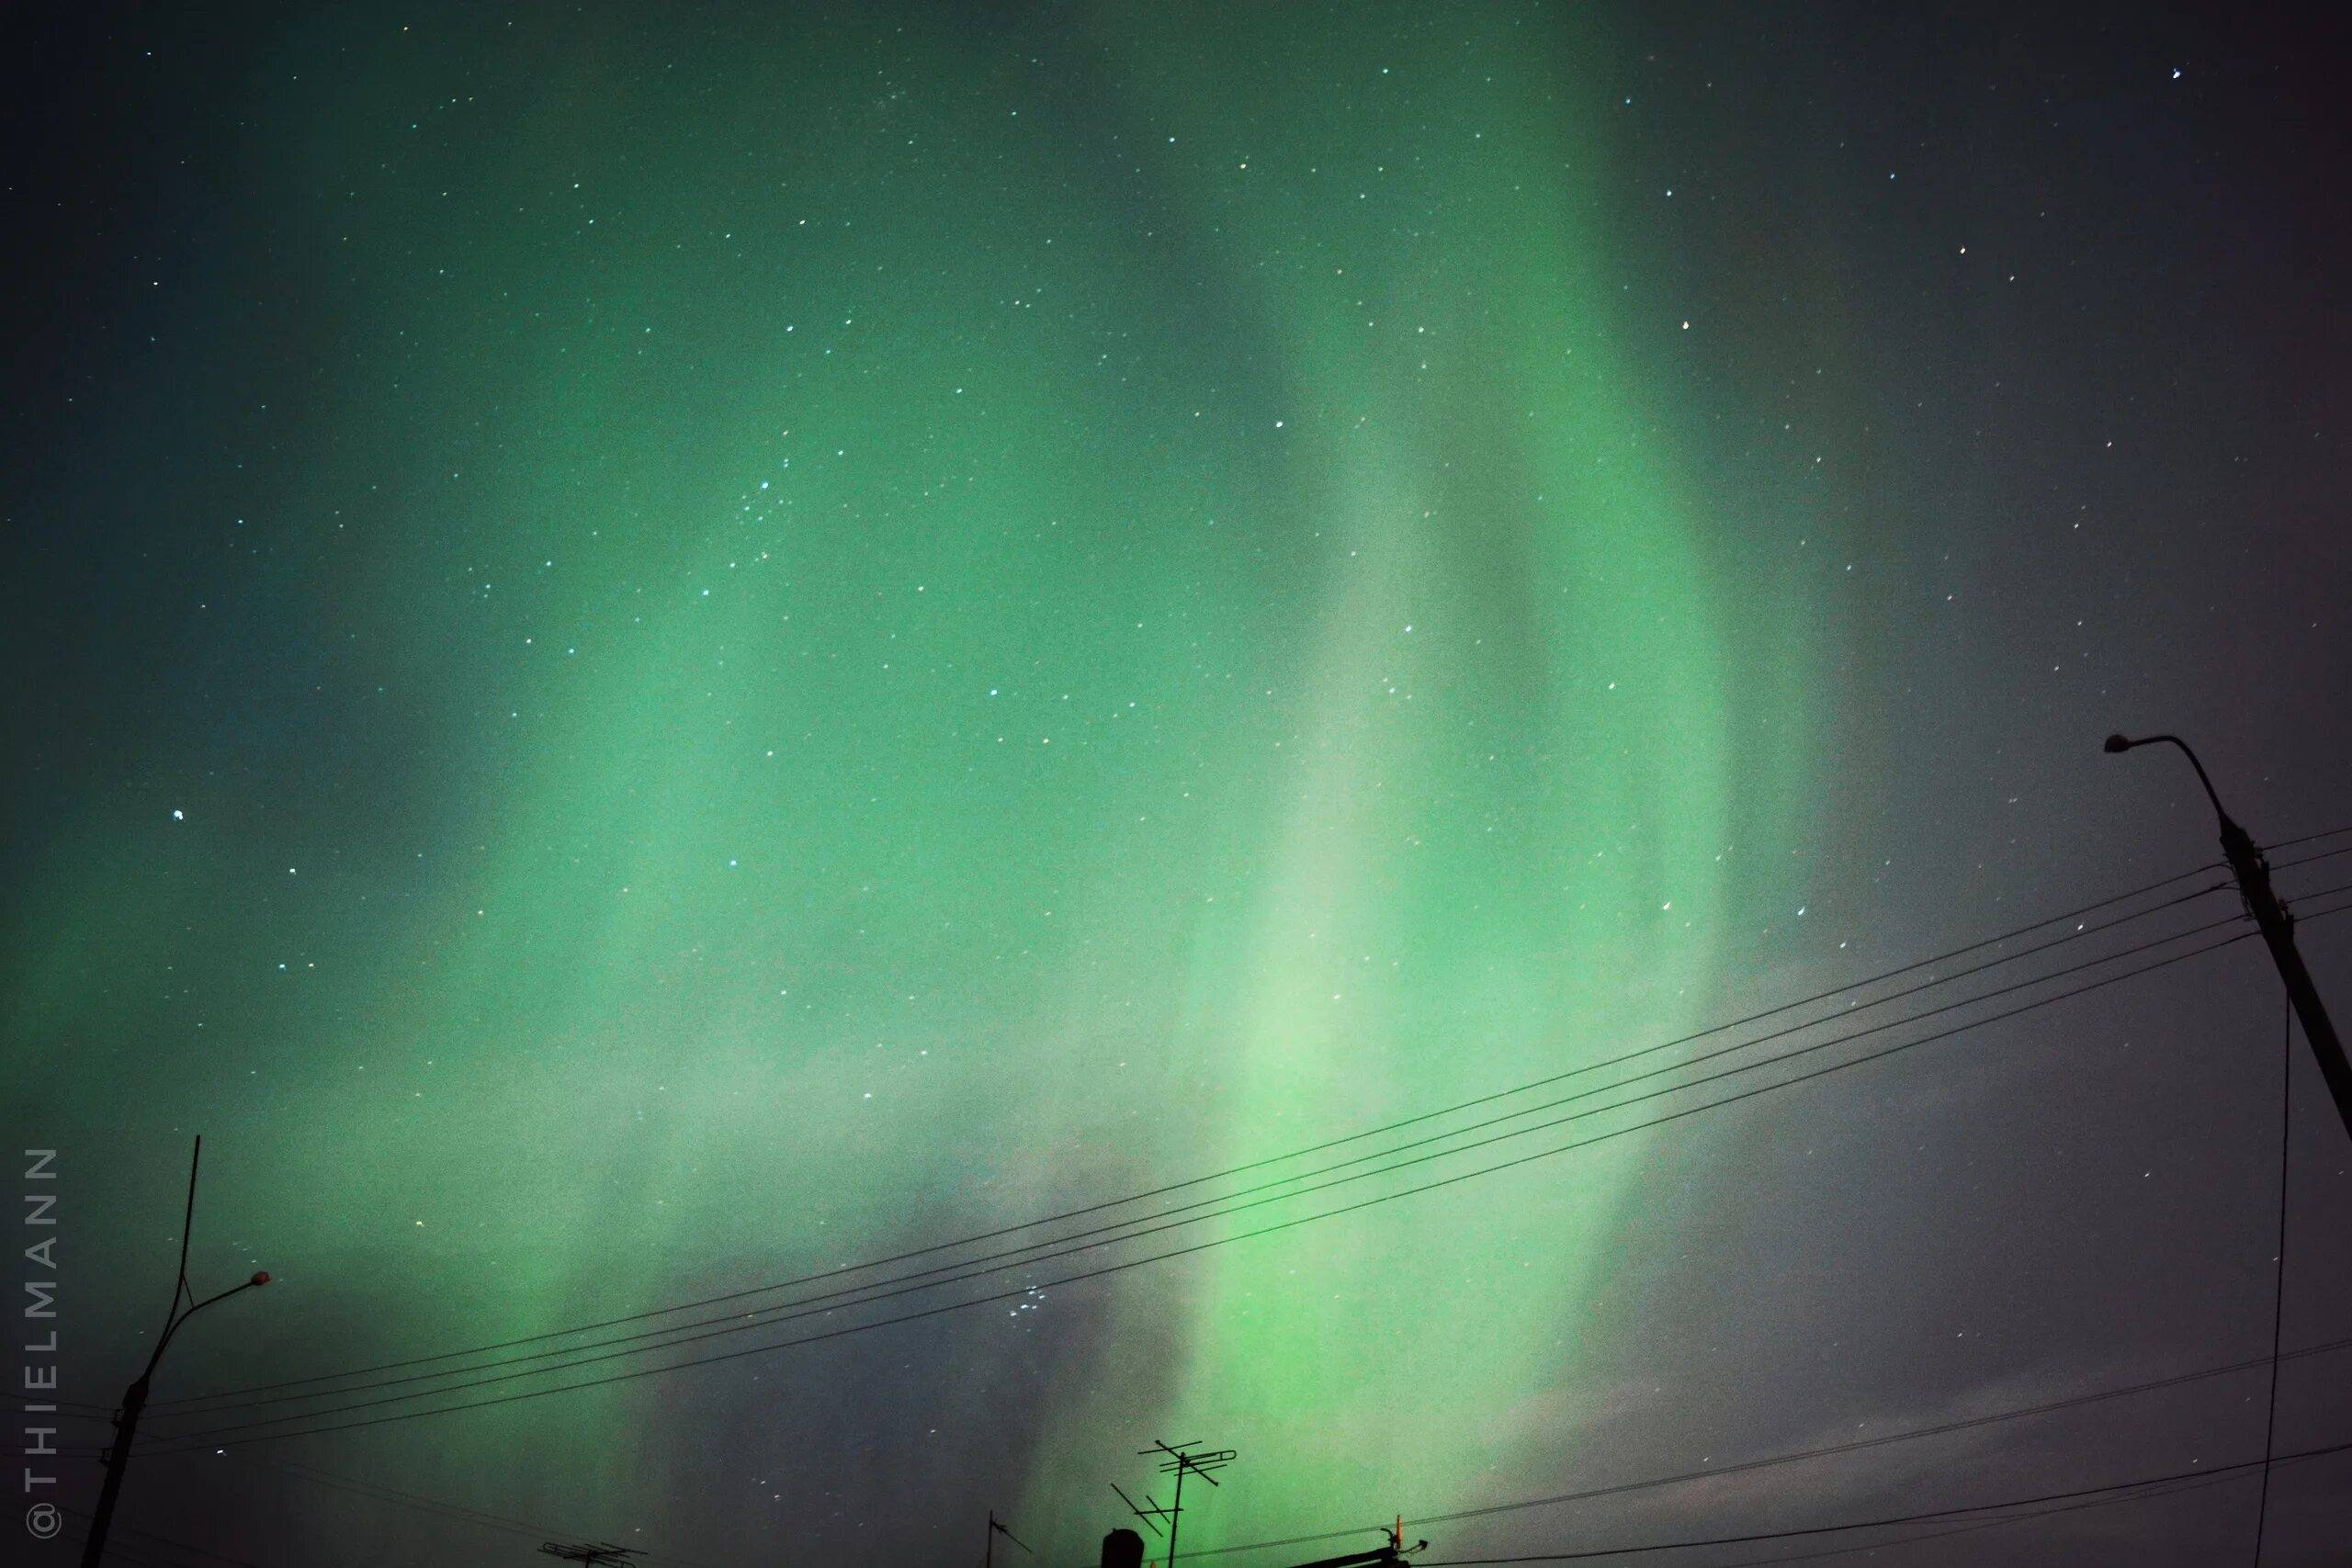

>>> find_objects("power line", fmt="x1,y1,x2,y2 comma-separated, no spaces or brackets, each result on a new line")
1157,1333,2352,1562
85,857,2352,1562
1551,1466,2249,1568
2272,840,2352,874
1412,1438,2352,1562
171,886,2343,1444
129,904,2337,1454
2263,822,2352,852
254,1462,552,1540
155,874,2239,1423
120,1450,719,1568
122,898,2350,1457
2251,994,2292,1568
149,859,2239,1415
1412,1336,2350,1533
158,1454,736,1568
145,875,2258,1445
120,1331,2352,1568
130,1337,2352,1568
58,1530,186,1568
1464,1461,2256,1568
125,920,2249,1448
53,1504,263,1568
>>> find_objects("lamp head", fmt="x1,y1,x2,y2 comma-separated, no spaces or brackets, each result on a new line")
2103,733,2133,753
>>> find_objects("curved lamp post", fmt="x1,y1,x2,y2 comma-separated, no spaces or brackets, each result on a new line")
82,1138,270,1568
2105,732,2351,1145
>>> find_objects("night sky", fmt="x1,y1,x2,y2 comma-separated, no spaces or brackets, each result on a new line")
7,4,2352,1566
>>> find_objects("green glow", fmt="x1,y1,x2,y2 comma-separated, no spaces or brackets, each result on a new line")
1040,11,1767,1540
7,4,1815,1556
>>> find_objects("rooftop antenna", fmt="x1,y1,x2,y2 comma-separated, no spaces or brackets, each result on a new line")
537,1544,640,1567
1140,1438,1236,1568
985,1508,1035,1568
1111,1480,1170,1538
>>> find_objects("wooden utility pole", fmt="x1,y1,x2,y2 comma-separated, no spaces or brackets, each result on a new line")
2107,733,2350,1142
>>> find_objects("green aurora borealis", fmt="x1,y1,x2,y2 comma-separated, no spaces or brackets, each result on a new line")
13,4,1877,1559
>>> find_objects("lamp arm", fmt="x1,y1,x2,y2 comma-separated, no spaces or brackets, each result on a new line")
150,1275,268,1368
2132,733,2233,829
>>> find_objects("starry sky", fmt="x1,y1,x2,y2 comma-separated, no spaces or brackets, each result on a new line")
7,4,2352,1566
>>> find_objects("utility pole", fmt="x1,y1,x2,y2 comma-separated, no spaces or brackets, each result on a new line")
2105,733,2352,1144
83,1138,271,1568
985,1508,1034,1568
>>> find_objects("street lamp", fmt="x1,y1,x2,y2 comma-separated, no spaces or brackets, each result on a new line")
2105,732,2352,1145
81,1138,271,1568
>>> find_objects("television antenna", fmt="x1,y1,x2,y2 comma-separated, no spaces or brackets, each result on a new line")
985,1507,1035,1568
1114,1438,1234,1568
